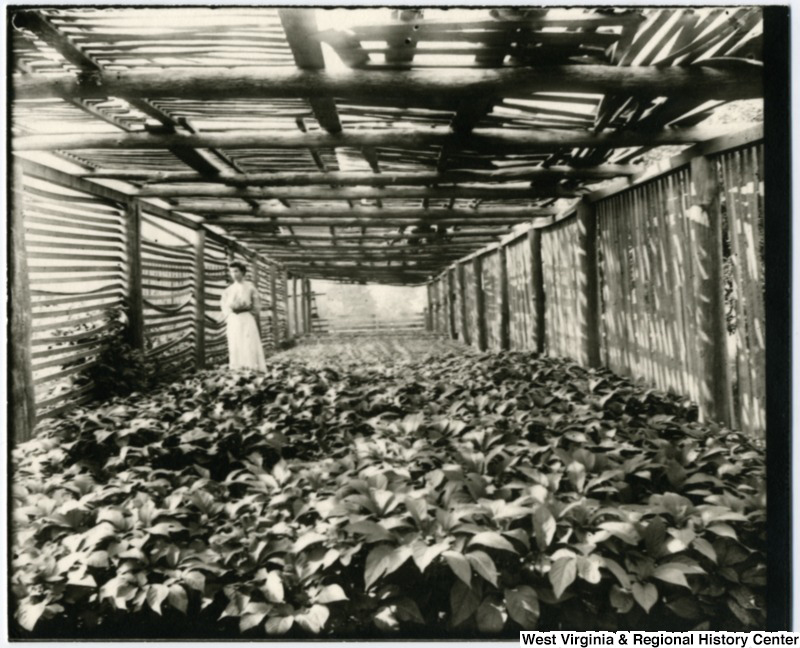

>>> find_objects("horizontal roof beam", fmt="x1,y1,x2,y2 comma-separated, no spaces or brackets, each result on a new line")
13,65,762,104
142,185,579,200
13,124,747,153
237,231,505,241
186,205,558,217
81,165,639,185
206,216,546,228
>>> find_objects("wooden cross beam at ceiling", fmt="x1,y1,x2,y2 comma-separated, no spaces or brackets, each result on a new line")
14,124,749,154
138,185,580,200
14,65,762,104
233,230,506,241
79,165,638,184
183,206,557,218
204,216,550,228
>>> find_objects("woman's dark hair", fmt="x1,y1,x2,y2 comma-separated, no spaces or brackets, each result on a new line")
228,261,248,274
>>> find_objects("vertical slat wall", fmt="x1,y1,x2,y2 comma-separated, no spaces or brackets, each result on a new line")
481,252,502,349
717,143,766,435
203,238,231,367
22,172,128,420
461,261,477,345
255,259,274,350
274,269,289,345
141,213,197,383
540,215,581,359
505,237,534,350
596,169,697,400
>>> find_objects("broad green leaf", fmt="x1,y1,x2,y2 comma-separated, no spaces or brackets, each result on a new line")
609,585,634,614
707,524,738,540
383,546,413,578
395,597,425,624
598,521,640,545
468,531,517,553
652,565,690,588
467,551,498,587
146,584,169,615
294,532,326,553
16,600,46,632
505,586,540,629
549,556,577,599
316,584,348,604
443,550,472,586
167,584,188,614
294,604,329,634
346,520,394,543
411,540,449,573
263,571,285,603
533,505,557,551
566,461,586,492
643,517,667,557
693,537,717,563
576,555,603,584
602,557,632,589
665,528,696,553
265,615,294,635
450,580,480,627
239,603,271,632
183,571,206,592
631,582,658,613
476,598,506,633
365,545,394,590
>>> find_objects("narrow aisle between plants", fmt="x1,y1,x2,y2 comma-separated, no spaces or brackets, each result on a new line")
12,339,766,639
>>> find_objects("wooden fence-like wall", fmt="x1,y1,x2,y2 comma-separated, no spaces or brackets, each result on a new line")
428,127,765,436
11,160,296,443
23,174,128,420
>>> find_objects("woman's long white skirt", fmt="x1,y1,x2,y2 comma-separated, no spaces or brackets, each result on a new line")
226,312,267,372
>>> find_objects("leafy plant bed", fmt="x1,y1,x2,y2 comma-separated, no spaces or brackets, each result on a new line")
282,333,471,365
11,349,766,639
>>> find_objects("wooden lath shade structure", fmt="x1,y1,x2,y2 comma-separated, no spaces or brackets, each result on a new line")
11,6,763,284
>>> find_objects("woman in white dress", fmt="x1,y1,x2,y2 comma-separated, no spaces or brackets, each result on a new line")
220,262,267,372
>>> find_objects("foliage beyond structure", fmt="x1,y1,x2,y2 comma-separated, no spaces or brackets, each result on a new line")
12,342,765,638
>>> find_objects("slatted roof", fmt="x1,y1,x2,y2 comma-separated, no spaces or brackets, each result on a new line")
10,6,763,284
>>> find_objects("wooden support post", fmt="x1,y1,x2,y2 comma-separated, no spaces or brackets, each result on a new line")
303,279,313,335
126,198,145,352
292,276,300,337
690,155,733,425
10,161,36,444
528,228,546,354
499,245,511,350
282,269,290,341
271,264,280,347
251,256,263,342
426,283,435,333
194,229,206,370
457,262,470,345
576,199,601,367
447,268,458,339
473,256,488,351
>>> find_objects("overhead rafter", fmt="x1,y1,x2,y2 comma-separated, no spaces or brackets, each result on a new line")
138,184,579,200
188,206,557,218
79,164,638,184
13,124,744,153
14,65,762,103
